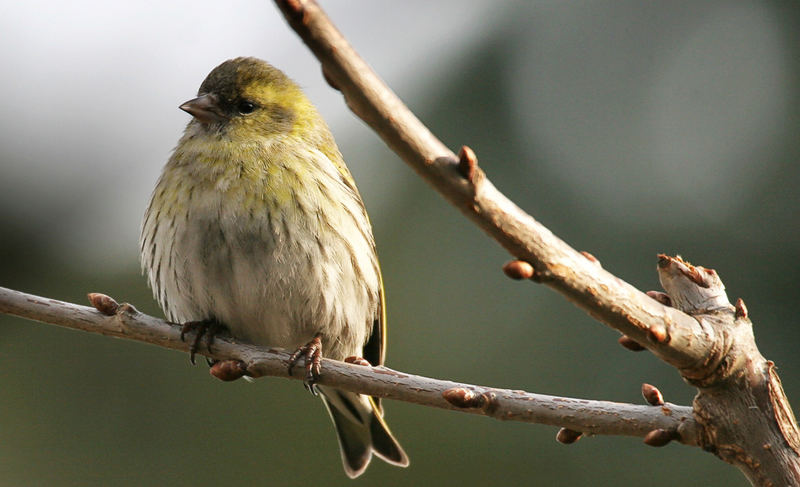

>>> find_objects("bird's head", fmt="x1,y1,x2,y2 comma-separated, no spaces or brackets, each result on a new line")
180,57,314,140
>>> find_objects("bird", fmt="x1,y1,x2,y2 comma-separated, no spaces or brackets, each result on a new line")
140,56,409,478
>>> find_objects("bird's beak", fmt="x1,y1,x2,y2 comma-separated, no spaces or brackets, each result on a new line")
179,94,228,124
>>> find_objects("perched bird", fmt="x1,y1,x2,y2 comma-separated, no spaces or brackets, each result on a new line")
140,57,408,478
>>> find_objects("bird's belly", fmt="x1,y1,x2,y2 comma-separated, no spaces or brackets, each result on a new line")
165,206,376,360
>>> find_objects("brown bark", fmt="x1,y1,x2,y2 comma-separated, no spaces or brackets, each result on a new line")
0,286,694,440
272,1,800,484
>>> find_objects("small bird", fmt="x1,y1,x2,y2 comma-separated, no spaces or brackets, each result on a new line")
140,57,408,477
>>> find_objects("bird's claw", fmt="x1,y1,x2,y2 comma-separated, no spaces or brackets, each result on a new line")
179,319,221,364
288,334,323,395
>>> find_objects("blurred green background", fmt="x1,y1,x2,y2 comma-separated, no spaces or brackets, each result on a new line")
2,1,799,486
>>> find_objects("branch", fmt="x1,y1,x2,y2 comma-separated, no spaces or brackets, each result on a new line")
273,0,705,371
1,2,796,484
0,285,694,442
272,1,800,485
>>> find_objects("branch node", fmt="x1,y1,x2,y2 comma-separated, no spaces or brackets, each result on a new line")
556,428,583,444
87,292,119,316
321,66,340,92
657,255,730,313
279,0,305,18
646,290,672,307
618,335,646,352
643,428,677,447
210,359,249,382
443,387,483,408
457,145,479,183
767,361,800,454
442,387,496,412
580,251,601,267
735,298,748,319
502,260,535,280
647,324,669,344
116,302,139,316
483,392,499,413
344,356,372,366
642,383,665,406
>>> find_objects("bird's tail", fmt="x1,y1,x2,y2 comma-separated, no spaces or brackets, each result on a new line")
318,386,409,478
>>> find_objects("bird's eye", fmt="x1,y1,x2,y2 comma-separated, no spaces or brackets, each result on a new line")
238,101,256,114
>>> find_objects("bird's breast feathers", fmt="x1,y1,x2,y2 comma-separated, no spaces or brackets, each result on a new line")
141,135,379,359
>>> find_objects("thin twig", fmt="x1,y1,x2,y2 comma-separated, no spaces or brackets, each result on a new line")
0,285,697,443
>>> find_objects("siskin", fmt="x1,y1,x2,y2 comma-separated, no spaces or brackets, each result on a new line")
140,57,408,478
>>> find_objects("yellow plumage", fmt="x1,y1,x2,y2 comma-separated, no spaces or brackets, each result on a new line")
140,57,407,477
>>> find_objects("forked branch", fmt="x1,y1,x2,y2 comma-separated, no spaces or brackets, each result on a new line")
0,2,795,485
272,1,800,485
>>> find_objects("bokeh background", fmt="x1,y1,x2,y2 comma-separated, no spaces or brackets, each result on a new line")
2,1,799,485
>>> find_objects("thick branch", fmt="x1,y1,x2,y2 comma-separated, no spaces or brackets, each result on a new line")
273,0,706,371
271,2,799,485
0,285,695,442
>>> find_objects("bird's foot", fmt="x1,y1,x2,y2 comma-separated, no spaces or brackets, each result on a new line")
180,319,223,364
344,356,372,366
288,334,323,395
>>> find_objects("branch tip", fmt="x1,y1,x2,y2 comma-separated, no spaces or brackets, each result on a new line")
87,292,119,316
659,254,716,289
643,428,677,447
457,145,478,182
321,66,340,92
278,0,305,17
647,324,668,344
442,387,494,411
618,335,646,352
688,267,713,288
735,298,748,319
580,251,601,267
502,260,535,280
642,383,665,406
210,359,249,382
344,356,371,366
556,428,583,444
